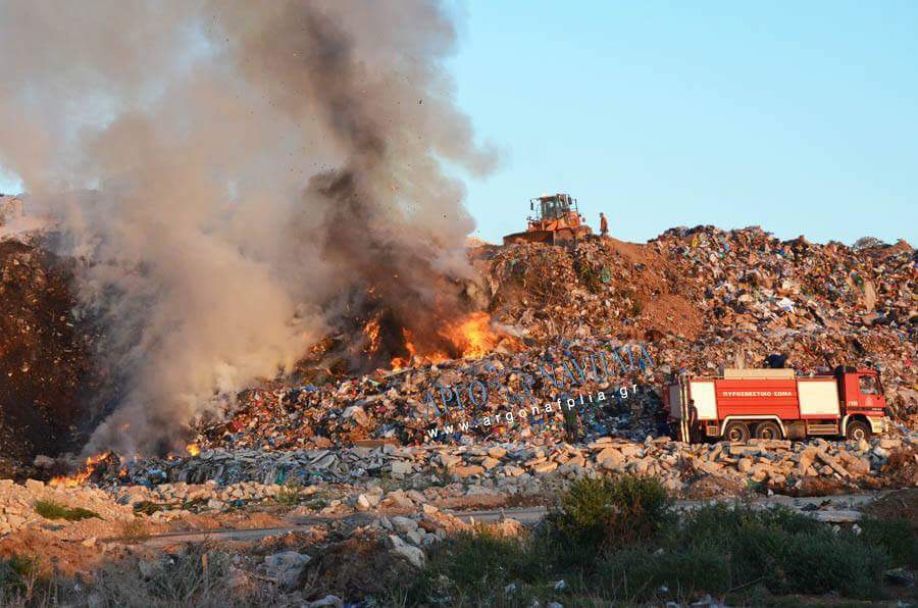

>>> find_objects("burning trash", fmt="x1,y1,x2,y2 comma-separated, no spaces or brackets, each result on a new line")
50,452,121,488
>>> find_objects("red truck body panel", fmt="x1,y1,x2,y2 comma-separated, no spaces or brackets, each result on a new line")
714,379,800,420
664,367,889,442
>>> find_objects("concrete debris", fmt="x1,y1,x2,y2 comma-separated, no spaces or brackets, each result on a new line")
4,432,917,538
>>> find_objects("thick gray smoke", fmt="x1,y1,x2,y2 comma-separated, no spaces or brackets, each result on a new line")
0,1,495,454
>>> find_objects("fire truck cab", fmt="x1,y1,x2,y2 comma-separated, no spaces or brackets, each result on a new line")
665,366,890,443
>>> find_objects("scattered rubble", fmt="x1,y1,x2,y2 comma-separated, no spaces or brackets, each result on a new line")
5,433,917,540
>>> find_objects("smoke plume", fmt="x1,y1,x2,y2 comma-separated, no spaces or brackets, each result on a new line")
0,1,495,454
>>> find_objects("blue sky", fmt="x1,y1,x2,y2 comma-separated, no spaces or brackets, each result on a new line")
450,1,918,245
2,2,915,246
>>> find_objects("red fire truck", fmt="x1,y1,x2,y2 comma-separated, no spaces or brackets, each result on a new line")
664,366,890,443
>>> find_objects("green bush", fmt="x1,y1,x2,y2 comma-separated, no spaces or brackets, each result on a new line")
275,483,303,506
859,517,918,568
34,499,100,521
673,504,888,599
0,555,35,596
540,474,672,568
391,484,896,606
403,531,542,606
430,532,535,586
767,529,888,598
598,545,731,601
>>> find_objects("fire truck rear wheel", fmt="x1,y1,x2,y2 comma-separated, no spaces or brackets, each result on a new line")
845,420,871,442
724,421,750,443
754,421,783,440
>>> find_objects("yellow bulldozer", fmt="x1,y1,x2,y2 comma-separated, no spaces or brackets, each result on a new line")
502,193,593,246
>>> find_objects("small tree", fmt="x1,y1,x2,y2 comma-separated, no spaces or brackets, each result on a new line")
853,236,887,250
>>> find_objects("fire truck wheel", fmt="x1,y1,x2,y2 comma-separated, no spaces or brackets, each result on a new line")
753,421,783,440
724,421,750,443
845,420,871,442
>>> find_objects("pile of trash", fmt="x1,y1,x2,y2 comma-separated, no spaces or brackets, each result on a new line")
195,338,661,452
648,226,916,418
1,218,914,469
192,226,915,452
484,227,915,417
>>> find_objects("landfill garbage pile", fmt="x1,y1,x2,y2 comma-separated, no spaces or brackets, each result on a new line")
485,227,916,419
649,227,916,414
188,226,915,454
0,221,914,471
0,231,100,469
193,338,661,452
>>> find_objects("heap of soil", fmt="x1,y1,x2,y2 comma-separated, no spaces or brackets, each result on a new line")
0,239,98,466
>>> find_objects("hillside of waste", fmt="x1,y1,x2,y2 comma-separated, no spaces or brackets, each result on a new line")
186,226,916,453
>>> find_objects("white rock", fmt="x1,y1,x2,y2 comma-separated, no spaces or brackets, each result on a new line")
390,461,413,478
389,535,425,568
263,551,310,589
391,516,419,534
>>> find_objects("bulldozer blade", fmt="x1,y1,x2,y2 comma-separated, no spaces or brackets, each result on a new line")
502,230,556,246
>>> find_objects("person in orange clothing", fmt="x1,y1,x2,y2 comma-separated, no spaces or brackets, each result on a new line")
599,212,609,237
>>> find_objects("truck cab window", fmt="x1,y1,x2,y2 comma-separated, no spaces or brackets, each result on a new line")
859,375,878,395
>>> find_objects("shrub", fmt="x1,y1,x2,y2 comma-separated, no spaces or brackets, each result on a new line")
674,504,888,599
0,555,35,596
275,483,303,506
546,475,671,544
853,236,887,250
392,501,895,606
89,543,265,608
768,528,887,598
598,545,731,602
592,504,888,601
603,474,672,542
403,531,542,607
426,531,536,588
118,518,152,542
537,475,672,571
859,517,918,568
34,499,100,521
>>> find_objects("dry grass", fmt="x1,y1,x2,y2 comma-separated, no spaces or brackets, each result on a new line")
116,519,152,543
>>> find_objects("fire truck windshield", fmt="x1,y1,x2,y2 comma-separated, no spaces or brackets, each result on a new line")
859,375,879,395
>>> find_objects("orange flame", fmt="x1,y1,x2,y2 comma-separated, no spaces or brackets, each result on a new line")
390,312,510,369
49,452,112,488
363,318,381,354
443,312,501,358
186,443,201,457
392,328,450,370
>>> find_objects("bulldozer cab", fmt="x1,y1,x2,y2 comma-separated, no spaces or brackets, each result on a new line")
530,193,576,221
504,192,592,246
